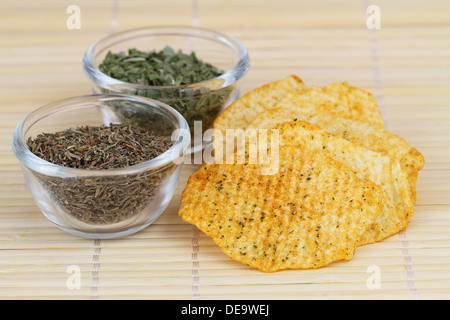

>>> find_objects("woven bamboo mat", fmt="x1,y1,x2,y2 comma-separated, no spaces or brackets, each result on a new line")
1,0,449,300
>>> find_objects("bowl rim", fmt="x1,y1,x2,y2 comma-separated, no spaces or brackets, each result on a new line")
12,94,191,177
82,25,250,90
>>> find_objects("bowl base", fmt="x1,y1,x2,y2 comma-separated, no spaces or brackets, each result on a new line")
55,222,153,239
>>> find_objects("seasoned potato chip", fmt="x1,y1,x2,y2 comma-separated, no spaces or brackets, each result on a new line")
322,82,385,126
179,145,385,272
181,76,423,272
212,75,307,154
274,82,385,127
247,108,424,202
272,120,414,245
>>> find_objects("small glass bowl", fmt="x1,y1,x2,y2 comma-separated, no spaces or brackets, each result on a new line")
12,94,190,239
82,25,250,154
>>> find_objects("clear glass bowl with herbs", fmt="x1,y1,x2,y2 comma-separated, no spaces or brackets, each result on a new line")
82,26,250,153
12,94,190,239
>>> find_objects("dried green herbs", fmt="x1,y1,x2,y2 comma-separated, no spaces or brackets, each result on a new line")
99,46,224,86
98,46,234,136
27,124,175,225
27,123,172,169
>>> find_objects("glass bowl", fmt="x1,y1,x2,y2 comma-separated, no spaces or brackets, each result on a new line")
12,94,191,239
82,25,250,154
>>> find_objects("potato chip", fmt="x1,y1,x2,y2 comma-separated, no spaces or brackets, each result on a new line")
212,75,307,153
179,145,385,272
247,107,424,202
322,82,385,125
274,82,385,127
181,76,423,271
272,120,414,245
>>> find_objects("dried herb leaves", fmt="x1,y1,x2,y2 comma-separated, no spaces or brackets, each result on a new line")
98,46,234,135
27,124,175,225
99,46,224,86
27,123,173,169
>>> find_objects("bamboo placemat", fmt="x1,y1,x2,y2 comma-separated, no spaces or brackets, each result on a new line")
1,0,449,300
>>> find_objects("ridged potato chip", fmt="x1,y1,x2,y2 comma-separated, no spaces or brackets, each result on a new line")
212,75,307,154
248,108,424,201
180,75,423,271
247,102,424,242
272,120,415,245
179,145,385,272
273,82,385,127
